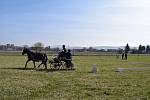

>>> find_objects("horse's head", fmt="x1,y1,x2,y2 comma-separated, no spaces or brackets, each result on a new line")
22,48,29,55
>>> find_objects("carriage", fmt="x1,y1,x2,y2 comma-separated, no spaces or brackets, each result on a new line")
49,52,74,69
22,48,74,70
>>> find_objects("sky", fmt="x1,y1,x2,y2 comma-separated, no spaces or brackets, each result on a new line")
0,0,150,47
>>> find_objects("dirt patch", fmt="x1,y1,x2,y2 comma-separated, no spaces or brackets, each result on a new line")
129,61,150,66
113,67,150,72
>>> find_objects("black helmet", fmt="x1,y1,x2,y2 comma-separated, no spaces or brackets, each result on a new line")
68,49,71,52
62,45,65,48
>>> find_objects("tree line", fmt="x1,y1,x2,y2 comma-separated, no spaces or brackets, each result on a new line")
125,43,150,54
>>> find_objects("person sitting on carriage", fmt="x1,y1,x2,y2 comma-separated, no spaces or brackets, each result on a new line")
62,45,67,53
65,49,72,68
58,45,67,60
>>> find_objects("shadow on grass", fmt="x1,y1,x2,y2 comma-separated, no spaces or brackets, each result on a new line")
1,67,34,70
0,67,75,72
129,61,150,66
45,68,75,72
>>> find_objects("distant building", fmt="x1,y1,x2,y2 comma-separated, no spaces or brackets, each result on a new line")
0,44,17,51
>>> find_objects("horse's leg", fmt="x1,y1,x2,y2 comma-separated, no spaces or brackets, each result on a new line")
33,61,36,69
38,62,43,68
44,61,47,70
25,60,30,68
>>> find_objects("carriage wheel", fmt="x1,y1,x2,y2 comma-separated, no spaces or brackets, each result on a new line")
59,61,66,69
60,61,74,69
49,62,54,69
49,60,53,69
65,62,74,69
56,62,63,69
51,63,60,69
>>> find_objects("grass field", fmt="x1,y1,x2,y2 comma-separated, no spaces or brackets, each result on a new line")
0,54,150,100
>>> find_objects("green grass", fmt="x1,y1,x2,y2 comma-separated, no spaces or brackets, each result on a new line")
0,54,150,100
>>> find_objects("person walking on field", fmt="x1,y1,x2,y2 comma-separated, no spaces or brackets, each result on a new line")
122,53,124,60
125,53,128,60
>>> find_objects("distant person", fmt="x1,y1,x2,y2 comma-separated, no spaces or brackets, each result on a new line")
122,53,124,60
125,53,128,60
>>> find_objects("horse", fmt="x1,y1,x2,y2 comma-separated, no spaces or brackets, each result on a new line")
22,48,48,69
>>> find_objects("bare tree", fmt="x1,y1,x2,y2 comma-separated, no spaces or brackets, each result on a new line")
33,42,44,53
22,45,29,48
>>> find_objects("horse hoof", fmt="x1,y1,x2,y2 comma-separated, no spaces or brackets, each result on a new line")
34,68,37,70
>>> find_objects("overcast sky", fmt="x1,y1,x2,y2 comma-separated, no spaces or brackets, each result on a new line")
0,0,150,47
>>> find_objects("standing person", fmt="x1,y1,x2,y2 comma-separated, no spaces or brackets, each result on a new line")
125,53,128,60
122,53,124,60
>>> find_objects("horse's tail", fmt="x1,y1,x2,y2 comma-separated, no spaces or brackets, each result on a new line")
44,54,48,62
43,53,48,69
